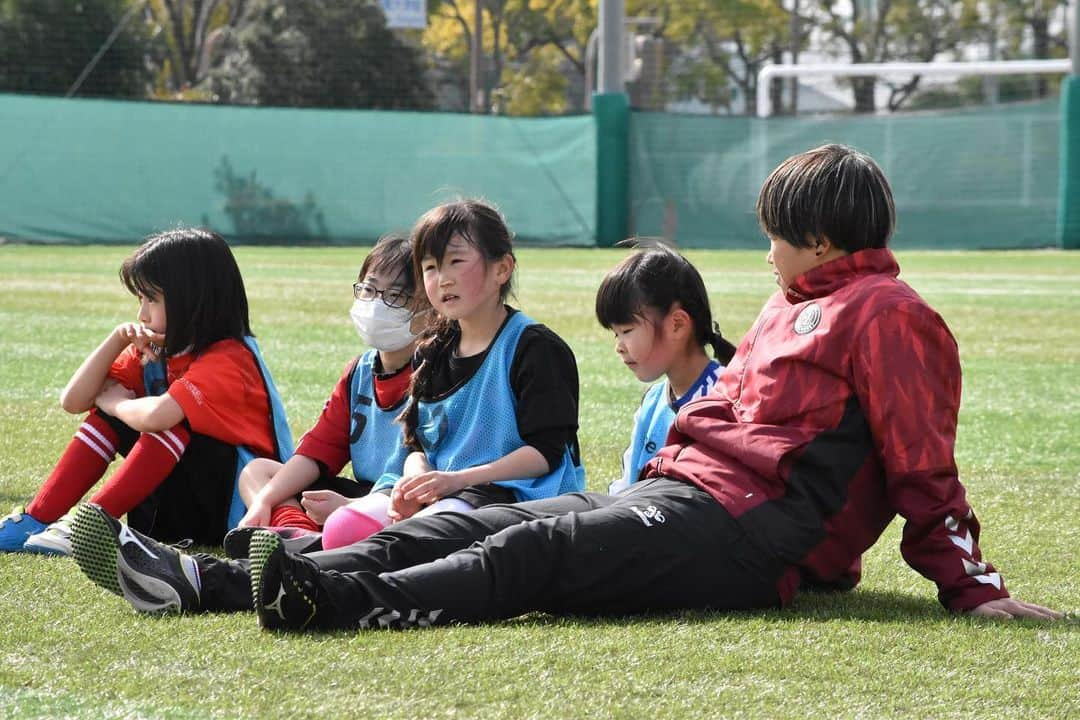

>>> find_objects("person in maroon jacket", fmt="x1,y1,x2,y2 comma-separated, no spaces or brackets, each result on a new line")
70,144,1062,629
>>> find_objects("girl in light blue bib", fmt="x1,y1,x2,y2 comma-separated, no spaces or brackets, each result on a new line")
595,241,737,494
321,199,585,545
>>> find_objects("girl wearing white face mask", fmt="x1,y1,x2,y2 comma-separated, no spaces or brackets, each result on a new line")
221,234,429,559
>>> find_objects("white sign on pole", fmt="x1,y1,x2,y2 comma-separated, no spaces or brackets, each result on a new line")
381,0,427,29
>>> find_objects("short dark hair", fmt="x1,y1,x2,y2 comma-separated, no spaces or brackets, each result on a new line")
120,228,251,356
756,144,896,252
595,240,735,364
359,233,418,295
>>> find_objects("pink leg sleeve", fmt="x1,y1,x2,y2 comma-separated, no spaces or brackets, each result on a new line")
321,493,391,550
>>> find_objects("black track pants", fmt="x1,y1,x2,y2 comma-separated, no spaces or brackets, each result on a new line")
302,478,786,629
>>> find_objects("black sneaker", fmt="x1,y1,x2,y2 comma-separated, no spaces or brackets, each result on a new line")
70,503,201,614
223,526,324,560
249,530,321,631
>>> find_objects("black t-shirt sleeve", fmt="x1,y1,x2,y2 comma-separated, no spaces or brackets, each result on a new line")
509,324,581,470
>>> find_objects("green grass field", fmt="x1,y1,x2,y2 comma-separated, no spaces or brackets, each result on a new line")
1,245,1077,720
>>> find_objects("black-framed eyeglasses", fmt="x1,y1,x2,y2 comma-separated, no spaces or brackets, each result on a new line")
353,281,412,309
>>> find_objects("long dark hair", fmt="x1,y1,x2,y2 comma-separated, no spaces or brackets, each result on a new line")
119,228,251,356
398,199,515,450
595,240,735,364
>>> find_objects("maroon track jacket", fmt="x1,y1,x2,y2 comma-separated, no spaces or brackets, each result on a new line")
645,248,1010,612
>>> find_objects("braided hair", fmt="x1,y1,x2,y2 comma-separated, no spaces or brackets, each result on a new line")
397,199,516,450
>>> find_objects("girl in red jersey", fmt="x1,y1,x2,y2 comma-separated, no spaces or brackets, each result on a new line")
222,234,430,558
0,229,291,554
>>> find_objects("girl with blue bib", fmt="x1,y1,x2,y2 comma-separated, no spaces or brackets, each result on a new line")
320,199,586,548
0,229,292,553
595,241,736,494
224,234,429,557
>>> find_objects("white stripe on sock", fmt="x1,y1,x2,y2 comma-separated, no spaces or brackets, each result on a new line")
162,429,187,455
75,431,112,462
149,432,181,462
80,422,116,456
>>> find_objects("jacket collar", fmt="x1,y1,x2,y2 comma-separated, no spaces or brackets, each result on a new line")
785,247,900,303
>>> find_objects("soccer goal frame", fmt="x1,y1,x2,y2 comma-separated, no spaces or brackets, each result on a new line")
754,58,1080,248
755,59,1073,118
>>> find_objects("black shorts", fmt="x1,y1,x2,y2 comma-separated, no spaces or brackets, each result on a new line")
304,474,377,500
448,483,518,508
317,478,517,508
107,419,239,547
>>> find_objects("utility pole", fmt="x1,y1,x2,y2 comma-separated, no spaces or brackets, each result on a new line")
598,0,625,94
470,1,484,113
1072,0,1078,74
594,0,629,247
1053,0,1078,247
789,0,800,114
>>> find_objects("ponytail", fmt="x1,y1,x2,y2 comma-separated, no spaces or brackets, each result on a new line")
707,322,737,365
398,315,459,451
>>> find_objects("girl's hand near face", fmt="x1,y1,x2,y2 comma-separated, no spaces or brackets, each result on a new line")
114,322,165,362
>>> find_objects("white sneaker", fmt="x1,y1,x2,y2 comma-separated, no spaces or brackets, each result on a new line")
23,513,74,556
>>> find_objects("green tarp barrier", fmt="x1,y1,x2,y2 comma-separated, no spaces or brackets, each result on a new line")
630,100,1062,249
0,94,596,245
0,93,1068,249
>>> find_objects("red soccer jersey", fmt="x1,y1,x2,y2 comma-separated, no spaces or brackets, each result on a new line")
646,248,1009,612
108,339,276,458
294,356,412,476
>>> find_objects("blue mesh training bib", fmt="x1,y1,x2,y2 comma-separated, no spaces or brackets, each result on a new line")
377,311,584,501
348,349,410,485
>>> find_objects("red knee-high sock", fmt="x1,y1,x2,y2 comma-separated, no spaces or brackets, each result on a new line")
90,424,191,518
269,505,320,532
27,412,119,523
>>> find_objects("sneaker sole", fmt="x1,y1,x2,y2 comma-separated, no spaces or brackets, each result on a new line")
71,505,122,597
71,505,192,614
250,531,317,631
249,531,281,629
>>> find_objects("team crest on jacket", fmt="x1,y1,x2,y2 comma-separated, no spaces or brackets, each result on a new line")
794,303,821,335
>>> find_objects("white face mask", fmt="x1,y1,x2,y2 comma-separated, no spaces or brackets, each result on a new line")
349,299,419,352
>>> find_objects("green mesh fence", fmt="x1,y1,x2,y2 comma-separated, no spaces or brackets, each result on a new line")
0,94,596,246
0,94,1067,249
630,99,1062,249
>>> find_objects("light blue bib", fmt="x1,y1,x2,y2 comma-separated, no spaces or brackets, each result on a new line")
610,360,721,494
376,311,585,500
348,350,410,485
